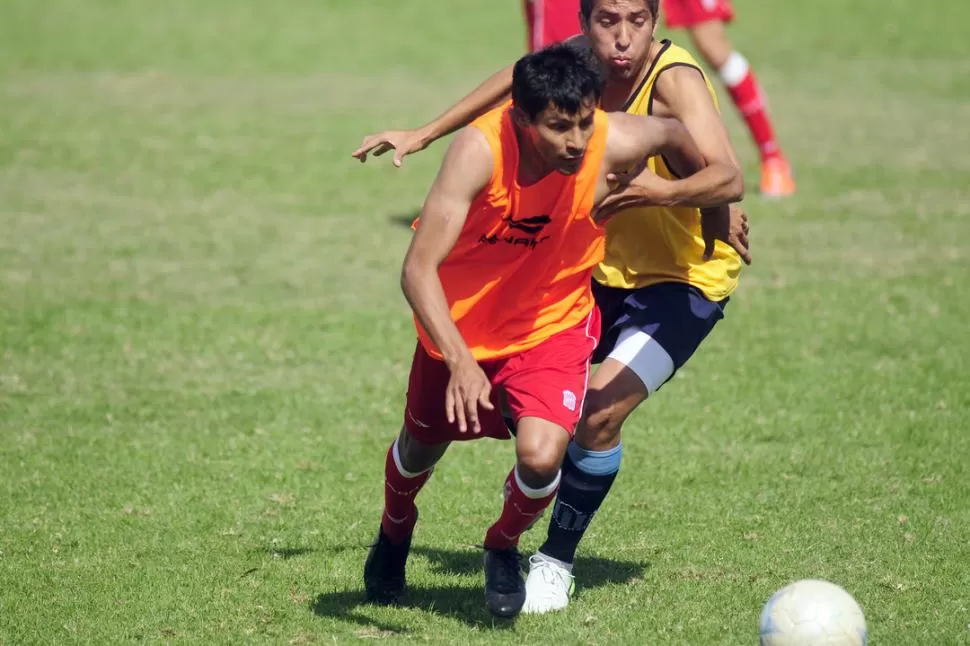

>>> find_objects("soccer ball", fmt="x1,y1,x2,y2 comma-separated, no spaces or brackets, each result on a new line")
759,579,868,646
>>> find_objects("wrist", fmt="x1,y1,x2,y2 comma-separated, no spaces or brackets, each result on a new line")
655,178,681,206
416,123,437,147
442,346,474,371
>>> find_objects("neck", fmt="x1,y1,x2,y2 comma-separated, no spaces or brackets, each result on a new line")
600,38,663,111
514,126,555,186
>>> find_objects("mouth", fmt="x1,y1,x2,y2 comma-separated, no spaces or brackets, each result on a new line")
559,156,584,172
610,57,633,69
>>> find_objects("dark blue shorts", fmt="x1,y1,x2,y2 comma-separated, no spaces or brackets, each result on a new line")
591,281,729,387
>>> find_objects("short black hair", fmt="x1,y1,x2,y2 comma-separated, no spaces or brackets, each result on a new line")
580,0,660,22
511,42,605,121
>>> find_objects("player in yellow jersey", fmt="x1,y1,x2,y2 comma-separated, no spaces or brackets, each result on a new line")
353,0,750,613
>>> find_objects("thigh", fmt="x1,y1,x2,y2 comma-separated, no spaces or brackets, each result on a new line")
661,0,735,29
404,343,510,443
591,279,635,365
598,282,728,394
497,308,601,435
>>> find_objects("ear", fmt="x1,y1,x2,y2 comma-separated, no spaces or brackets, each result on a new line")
510,105,531,129
579,12,589,36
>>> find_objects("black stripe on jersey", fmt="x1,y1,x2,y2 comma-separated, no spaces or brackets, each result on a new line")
620,39,672,113
646,62,706,179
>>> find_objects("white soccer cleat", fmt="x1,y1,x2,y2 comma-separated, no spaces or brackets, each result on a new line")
521,553,575,614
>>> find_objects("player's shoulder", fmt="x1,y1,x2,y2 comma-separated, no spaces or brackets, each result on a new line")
652,45,717,113
447,125,497,165
438,125,495,189
656,39,705,70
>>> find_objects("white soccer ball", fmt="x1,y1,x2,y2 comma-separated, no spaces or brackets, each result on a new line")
759,579,868,646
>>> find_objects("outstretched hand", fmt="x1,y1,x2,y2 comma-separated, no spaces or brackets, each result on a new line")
352,128,430,167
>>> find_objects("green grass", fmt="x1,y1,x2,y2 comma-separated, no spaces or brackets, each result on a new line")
1,0,968,644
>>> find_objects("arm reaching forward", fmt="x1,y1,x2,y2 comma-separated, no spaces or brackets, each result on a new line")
353,66,514,167
351,37,593,167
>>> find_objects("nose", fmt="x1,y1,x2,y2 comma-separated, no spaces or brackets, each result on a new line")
616,23,631,51
565,134,584,157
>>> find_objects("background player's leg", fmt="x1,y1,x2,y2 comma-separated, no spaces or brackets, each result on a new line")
483,416,570,618
537,358,647,566
521,360,646,614
687,19,795,197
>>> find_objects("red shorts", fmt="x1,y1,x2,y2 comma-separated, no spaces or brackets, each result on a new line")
661,0,735,28
523,0,582,51
404,308,601,444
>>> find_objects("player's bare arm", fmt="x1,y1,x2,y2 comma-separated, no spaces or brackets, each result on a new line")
599,112,750,262
598,100,743,209
400,127,496,433
352,67,513,167
352,36,592,167
652,64,744,201
597,112,708,207
656,66,750,262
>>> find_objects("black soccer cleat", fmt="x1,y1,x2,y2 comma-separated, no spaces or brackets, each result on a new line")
483,547,526,618
363,526,412,605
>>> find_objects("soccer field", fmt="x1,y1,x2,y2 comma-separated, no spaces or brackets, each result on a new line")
2,0,969,643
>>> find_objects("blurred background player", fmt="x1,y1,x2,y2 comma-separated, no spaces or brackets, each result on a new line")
524,0,581,52
522,0,795,197
662,0,794,197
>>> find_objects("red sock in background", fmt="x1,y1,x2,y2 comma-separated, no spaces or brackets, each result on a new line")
484,467,560,550
380,439,432,544
720,51,784,162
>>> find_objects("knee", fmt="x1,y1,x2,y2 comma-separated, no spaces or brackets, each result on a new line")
516,439,564,486
579,390,629,451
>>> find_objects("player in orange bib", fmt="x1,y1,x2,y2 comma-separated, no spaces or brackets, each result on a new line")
355,0,752,615
354,44,724,619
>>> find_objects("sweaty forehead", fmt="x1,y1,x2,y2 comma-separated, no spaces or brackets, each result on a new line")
593,0,651,14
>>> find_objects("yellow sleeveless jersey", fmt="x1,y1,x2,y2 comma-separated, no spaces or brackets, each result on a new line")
593,40,742,301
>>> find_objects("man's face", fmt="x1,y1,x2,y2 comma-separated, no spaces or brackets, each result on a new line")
583,0,657,81
522,99,597,175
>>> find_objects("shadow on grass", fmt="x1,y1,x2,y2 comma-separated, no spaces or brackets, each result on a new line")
387,212,419,230
264,546,315,560
310,545,648,631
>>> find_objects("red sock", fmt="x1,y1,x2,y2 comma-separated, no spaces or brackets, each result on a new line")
380,440,432,544
720,52,783,162
484,467,560,551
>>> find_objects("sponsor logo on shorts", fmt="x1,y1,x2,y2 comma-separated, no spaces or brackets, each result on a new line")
562,390,577,412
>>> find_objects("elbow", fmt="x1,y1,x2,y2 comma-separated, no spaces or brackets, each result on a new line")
400,255,429,302
725,167,745,203
400,259,417,300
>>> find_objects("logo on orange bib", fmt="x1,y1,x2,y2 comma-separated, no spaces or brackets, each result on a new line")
478,214,552,250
